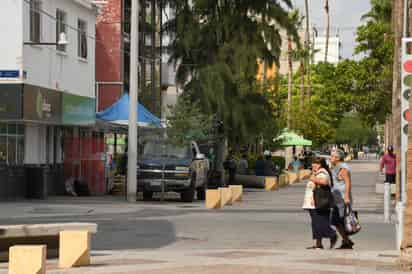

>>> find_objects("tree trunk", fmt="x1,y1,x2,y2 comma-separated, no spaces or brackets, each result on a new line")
287,36,293,128
300,61,305,108
305,0,311,98
324,0,330,63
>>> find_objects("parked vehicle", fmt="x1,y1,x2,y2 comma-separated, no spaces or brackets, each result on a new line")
137,140,209,202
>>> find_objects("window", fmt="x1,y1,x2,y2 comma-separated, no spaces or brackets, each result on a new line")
30,0,41,43
56,9,67,52
77,19,88,59
0,124,25,165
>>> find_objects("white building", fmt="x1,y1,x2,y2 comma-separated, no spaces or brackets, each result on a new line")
313,35,342,64
0,0,98,197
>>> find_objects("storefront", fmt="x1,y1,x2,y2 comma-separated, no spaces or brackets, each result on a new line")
0,83,103,199
61,93,106,196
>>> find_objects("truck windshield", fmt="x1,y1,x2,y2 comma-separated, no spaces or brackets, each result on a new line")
142,141,190,159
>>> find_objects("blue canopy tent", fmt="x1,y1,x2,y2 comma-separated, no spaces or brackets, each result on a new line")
96,94,161,127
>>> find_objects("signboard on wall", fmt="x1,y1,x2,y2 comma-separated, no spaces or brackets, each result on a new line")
0,84,23,120
62,93,96,125
23,85,61,123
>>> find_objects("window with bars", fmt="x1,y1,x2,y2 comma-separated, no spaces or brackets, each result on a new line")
30,0,41,43
0,124,25,166
56,9,67,52
77,19,88,59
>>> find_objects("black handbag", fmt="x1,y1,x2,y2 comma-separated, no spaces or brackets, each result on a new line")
313,185,334,209
313,171,334,209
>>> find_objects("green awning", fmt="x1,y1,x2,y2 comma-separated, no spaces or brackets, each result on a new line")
274,129,312,146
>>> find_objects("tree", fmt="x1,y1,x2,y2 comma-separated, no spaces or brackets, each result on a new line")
166,95,215,146
334,113,378,146
164,0,299,147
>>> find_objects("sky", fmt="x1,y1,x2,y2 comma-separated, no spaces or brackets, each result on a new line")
292,0,372,59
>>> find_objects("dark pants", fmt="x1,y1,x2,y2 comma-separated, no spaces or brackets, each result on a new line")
385,174,396,184
309,209,336,240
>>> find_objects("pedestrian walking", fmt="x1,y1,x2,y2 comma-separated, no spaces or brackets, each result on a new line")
223,152,237,185
380,145,396,184
302,157,337,249
330,149,354,249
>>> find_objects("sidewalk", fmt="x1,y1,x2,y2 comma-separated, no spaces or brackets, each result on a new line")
0,248,405,274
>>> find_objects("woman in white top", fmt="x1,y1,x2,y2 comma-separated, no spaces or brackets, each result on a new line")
303,157,337,249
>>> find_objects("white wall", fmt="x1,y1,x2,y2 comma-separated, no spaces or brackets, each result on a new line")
22,0,96,98
0,0,24,84
313,36,341,64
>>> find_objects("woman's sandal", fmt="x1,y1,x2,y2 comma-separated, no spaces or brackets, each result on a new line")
306,245,324,250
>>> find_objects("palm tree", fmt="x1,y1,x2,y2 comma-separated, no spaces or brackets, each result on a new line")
324,0,330,63
286,10,302,128
304,0,311,98
164,0,300,144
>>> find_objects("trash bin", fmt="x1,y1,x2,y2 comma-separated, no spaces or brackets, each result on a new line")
8,166,26,200
26,165,48,199
0,164,8,200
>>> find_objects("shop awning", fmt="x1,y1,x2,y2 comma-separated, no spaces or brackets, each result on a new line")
96,94,161,127
274,129,312,146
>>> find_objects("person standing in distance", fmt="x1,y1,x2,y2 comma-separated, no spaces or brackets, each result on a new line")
380,145,396,184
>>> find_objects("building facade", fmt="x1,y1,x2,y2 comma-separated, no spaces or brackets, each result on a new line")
96,0,164,117
0,0,102,199
313,35,342,64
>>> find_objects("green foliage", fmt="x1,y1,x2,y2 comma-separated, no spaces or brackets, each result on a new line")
352,0,393,125
164,0,299,145
166,95,214,146
335,113,378,146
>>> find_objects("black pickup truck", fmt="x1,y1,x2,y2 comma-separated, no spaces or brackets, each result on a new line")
137,140,209,202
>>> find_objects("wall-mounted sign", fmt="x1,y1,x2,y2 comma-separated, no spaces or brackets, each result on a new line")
0,84,23,120
23,85,61,123
62,93,95,125
0,70,20,78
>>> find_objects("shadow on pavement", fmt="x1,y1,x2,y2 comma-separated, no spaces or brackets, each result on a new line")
94,219,177,250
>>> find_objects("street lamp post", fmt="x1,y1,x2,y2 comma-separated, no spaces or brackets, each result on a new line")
127,0,139,202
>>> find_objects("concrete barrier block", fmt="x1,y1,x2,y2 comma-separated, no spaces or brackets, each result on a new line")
9,245,46,274
264,177,278,191
219,187,232,206
229,185,243,202
279,174,289,187
285,172,298,184
206,189,221,209
59,231,91,269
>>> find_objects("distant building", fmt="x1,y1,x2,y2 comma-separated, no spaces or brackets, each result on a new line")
313,35,342,64
0,0,102,198
95,0,164,117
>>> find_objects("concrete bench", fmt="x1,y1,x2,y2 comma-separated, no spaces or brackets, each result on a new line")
0,223,97,261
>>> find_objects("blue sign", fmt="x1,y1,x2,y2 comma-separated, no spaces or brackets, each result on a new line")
0,70,20,78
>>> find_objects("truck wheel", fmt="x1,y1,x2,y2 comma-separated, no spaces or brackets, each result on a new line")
143,191,153,201
181,175,196,202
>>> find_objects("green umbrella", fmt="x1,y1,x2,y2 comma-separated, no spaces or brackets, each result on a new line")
274,129,312,146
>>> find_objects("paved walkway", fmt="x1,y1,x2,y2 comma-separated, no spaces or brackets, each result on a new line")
0,160,403,273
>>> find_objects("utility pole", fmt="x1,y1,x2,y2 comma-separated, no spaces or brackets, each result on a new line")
324,0,330,63
127,0,139,202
